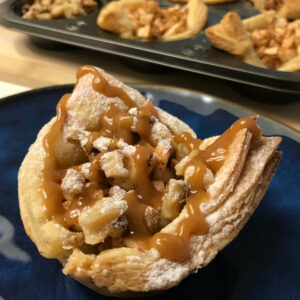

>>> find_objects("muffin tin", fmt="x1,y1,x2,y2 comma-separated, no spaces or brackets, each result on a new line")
1,0,300,97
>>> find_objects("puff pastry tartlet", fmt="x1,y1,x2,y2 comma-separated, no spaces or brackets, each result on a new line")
18,65,282,297
251,0,300,20
23,0,98,20
206,11,300,71
97,0,207,41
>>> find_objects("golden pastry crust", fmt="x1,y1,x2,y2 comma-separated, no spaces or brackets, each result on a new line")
206,11,300,71
19,66,281,297
97,0,207,41
251,0,300,20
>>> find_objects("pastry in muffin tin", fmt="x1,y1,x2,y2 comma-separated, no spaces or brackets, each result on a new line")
97,0,207,41
206,11,300,71
18,65,281,297
251,0,300,20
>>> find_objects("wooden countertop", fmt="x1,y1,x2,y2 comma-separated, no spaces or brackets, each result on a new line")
0,26,299,132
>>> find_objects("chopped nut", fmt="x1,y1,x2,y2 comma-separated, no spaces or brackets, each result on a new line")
251,18,300,69
150,139,174,176
150,117,173,146
161,179,188,221
93,136,112,153
23,0,98,19
152,180,165,192
144,206,160,233
61,169,85,202
111,215,128,230
102,0,187,40
78,194,128,245
100,150,129,178
78,162,92,180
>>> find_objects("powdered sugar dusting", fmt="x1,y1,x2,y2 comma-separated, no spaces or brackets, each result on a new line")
99,196,128,215
61,169,85,195
128,107,137,115
80,162,91,178
157,139,172,152
110,186,126,202
93,136,111,153
117,139,136,156
100,150,129,178
127,255,142,266
145,257,189,290
66,128,90,147
151,117,172,144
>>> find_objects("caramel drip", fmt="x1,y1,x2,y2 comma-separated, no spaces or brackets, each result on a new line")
63,188,103,228
144,232,190,261
175,117,262,174
183,159,207,192
63,154,105,228
42,94,70,219
199,116,261,173
140,191,209,261
98,104,134,144
175,132,202,152
131,145,163,208
76,65,136,108
175,191,210,238
86,132,101,154
124,191,150,239
136,105,153,140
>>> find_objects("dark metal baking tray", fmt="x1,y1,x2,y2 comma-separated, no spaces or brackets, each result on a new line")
1,0,300,97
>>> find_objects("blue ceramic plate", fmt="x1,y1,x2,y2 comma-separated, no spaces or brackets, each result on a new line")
0,85,299,300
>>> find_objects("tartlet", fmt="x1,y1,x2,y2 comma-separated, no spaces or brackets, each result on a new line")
206,11,300,71
18,65,281,297
23,0,98,20
251,0,300,20
97,0,207,41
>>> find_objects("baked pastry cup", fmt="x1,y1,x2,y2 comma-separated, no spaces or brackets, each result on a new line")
206,11,300,71
23,0,98,20
18,65,282,297
251,0,300,20
97,0,207,41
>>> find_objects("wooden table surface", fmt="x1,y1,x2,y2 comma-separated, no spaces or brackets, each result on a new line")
1,26,299,132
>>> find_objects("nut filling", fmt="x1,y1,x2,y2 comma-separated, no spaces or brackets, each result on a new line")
97,0,208,41
41,65,262,262
251,18,300,69
264,0,284,10
23,0,98,20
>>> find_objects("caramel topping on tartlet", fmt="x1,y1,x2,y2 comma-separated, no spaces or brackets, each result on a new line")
41,65,262,261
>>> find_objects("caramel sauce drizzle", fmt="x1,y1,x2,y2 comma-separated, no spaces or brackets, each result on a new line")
41,65,261,262
42,94,70,220
174,132,202,152
131,145,163,208
124,191,150,239
197,117,261,173
174,117,261,173
76,65,136,108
